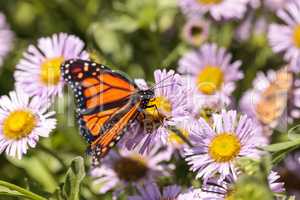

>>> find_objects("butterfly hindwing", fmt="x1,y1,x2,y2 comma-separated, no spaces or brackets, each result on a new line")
91,101,141,164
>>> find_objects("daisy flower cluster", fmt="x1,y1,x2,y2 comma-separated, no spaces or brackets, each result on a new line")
14,33,89,98
1,1,300,199
0,31,89,159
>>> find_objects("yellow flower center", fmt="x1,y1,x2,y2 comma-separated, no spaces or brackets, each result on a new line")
40,57,64,85
145,96,172,121
208,133,241,163
191,26,204,45
191,26,203,37
197,66,224,95
113,155,148,182
3,110,36,140
198,108,215,123
168,128,189,145
293,25,300,48
197,0,223,5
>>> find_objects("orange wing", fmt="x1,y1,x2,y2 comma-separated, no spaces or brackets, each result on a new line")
61,59,138,143
91,102,141,164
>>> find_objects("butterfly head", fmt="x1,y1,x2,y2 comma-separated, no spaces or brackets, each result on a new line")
138,89,154,100
138,89,155,109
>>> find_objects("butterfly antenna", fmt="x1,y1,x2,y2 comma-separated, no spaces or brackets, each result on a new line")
133,73,176,95
149,73,175,90
152,83,182,90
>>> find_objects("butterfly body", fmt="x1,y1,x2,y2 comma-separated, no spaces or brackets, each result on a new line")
61,59,154,163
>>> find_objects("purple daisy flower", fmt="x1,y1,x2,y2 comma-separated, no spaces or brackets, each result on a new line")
184,110,265,181
182,18,209,47
14,33,89,98
284,151,300,179
268,171,286,194
0,12,14,67
178,0,249,21
200,176,236,199
268,0,300,72
178,43,243,113
90,144,173,194
235,14,253,42
129,182,181,200
249,0,261,8
177,188,202,200
0,89,56,159
121,114,196,156
236,15,268,42
120,69,190,154
166,117,199,151
200,171,285,199
264,0,292,11
240,68,300,128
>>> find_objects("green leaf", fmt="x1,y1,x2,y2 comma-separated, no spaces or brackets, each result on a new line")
210,23,234,48
0,181,47,200
271,146,299,165
232,175,273,200
288,124,300,140
106,16,139,33
0,191,26,198
236,156,272,179
262,139,300,152
59,157,86,200
7,156,57,191
0,186,23,198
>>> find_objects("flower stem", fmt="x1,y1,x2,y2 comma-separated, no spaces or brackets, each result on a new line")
168,125,193,147
0,180,47,200
162,44,187,67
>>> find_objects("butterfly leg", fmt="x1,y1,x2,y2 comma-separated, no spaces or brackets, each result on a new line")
144,104,164,124
142,104,166,133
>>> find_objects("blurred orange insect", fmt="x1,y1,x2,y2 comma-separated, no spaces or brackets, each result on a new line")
255,68,293,127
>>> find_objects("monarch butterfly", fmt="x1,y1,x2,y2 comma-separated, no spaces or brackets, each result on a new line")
61,59,155,165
